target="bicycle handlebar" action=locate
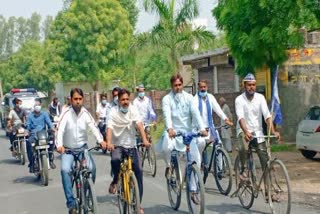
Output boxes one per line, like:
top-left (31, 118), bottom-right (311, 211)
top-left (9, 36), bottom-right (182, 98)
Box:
top-left (175, 131), bottom-right (202, 145)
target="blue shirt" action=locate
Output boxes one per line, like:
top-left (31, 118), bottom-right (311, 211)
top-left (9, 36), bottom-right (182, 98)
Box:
top-left (27, 111), bottom-right (53, 136)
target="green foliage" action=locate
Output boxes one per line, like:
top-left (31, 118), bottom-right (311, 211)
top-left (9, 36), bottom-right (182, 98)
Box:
top-left (118, 0), bottom-right (139, 29)
top-left (143, 0), bottom-right (215, 73)
top-left (0, 40), bottom-right (58, 92)
top-left (48, 0), bottom-right (133, 90)
top-left (213, 0), bottom-right (315, 76)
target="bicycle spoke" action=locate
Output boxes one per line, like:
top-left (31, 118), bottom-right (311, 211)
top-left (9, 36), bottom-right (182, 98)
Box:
top-left (213, 148), bottom-right (233, 195)
top-left (268, 159), bottom-right (291, 214)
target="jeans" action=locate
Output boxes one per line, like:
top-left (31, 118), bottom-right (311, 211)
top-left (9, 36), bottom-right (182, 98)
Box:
top-left (111, 147), bottom-right (143, 202)
top-left (61, 150), bottom-right (96, 209)
top-left (26, 135), bottom-right (55, 169)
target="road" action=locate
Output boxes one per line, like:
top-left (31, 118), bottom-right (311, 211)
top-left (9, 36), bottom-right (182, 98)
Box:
top-left (0, 129), bottom-right (318, 214)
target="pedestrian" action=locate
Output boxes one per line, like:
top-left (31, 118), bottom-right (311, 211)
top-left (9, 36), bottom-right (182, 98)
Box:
top-left (218, 97), bottom-right (233, 153)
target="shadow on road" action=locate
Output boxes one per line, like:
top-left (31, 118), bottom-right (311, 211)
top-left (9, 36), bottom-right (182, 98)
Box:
top-left (206, 203), bottom-right (268, 214)
top-left (144, 204), bottom-right (189, 214)
top-left (0, 158), bottom-right (20, 165)
top-left (205, 187), bottom-right (222, 195)
top-left (13, 175), bottom-right (49, 187)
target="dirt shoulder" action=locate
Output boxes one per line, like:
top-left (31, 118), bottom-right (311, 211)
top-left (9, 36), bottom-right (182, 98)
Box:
top-left (272, 151), bottom-right (320, 208)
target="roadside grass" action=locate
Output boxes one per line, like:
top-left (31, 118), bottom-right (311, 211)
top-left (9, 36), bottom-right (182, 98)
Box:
top-left (271, 143), bottom-right (297, 152)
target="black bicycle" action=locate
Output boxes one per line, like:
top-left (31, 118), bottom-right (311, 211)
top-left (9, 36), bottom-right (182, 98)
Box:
top-left (202, 125), bottom-right (233, 196)
top-left (65, 146), bottom-right (99, 214)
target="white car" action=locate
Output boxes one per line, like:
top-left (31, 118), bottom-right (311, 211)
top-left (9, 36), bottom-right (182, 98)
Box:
top-left (296, 105), bottom-right (320, 159)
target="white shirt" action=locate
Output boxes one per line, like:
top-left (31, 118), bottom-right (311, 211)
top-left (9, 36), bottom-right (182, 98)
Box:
top-left (8, 109), bottom-right (24, 126)
top-left (56, 106), bottom-right (103, 148)
top-left (107, 104), bottom-right (142, 148)
top-left (235, 92), bottom-right (271, 143)
top-left (193, 93), bottom-right (227, 128)
top-left (133, 96), bottom-right (156, 124)
top-left (163, 90), bottom-right (205, 132)
top-left (96, 103), bottom-right (111, 119)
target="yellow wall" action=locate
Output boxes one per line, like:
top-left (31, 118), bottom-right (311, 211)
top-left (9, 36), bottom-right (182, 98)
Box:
top-left (255, 66), bottom-right (271, 100)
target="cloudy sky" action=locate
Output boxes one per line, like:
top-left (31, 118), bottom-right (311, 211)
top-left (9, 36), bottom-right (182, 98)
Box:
top-left (0, 0), bottom-right (219, 33)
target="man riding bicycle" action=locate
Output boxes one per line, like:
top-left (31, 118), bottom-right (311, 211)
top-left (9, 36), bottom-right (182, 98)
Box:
top-left (133, 84), bottom-right (157, 125)
top-left (96, 93), bottom-right (111, 139)
top-left (106, 88), bottom-right (150, 214)
top-left (56, 88), bottom-right (106, 214)
top-left (158, 74), bottom-right (207, 204)
top-left (235, 73), bottom-right (280, 181)
top-left (193, 80), bottom-right (233, 168)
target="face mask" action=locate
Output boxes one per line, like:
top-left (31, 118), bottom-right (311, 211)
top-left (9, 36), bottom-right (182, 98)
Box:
top-left (101, 99), bottom-right (107, 105)
top-left (113, 96), bottom-right (118, 104)
top-left (120, 106), bottom-right (128, 114)
top-left (34, 105), bottom-right (41, 112)
top-left (138, 92), bottom-right (145, 98)
top-left (199, 91), bottom-right (207, 97)
top-left (174, 93), bottom-right (183, 101)
top-left (15, 104), bottom-right (21, 109)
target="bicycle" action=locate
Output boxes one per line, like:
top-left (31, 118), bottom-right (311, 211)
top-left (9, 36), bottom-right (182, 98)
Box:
top-left (116, 146), bottom-right (141, 214)
top-left (136, 123), bottom-right (157, 177)
top-left (202, 125), bottom-right (233, 195)
top-left (166, 131), bottom-right (205, 214)
top-left (231, 135), bottom-right (291, 214)
top-left (65, 146), bottom-right (99, 214)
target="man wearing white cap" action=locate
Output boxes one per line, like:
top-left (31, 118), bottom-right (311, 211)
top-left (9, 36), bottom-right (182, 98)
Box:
top-left (133, 84), bottom-right (157, 125)
top-left (235, 73), bottom-right (280, 180)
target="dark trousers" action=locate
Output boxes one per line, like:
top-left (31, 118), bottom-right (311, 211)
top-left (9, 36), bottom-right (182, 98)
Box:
top-left (111, 147), bottom-right (143, 202)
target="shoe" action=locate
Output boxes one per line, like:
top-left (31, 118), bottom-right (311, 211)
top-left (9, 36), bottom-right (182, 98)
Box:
top-left (109, 182), bottom-right (117, 194)
top-left (190, 192), bottom-right (200, 205)
top-left (165, 167), bottom-right (171, 179)
top-left (68, 207), bottom-right (77, 214)
top-left (50, 161), bottom-right (56, 169)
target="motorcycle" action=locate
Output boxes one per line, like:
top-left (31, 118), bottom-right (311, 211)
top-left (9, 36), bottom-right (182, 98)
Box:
top-left (12, 125), bottom-right (28, 165)
top-left (31, 130), bottom-right (51, 186)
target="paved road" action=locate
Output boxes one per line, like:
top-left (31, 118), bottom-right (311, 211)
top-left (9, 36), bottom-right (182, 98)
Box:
top-left (0, 129), bottom-right (319, 214)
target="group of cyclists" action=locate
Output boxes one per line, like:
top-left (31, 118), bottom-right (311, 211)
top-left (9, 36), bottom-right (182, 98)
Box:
top-left (5, 71), bottom-right (280, 214)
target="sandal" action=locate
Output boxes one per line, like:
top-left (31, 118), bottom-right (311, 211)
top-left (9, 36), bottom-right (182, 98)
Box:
top-left (108, 182), bottom-right (117, 194)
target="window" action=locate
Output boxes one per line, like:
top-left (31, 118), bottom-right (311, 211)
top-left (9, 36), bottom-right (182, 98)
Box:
top-left (305, 107), bottom-right (320, 120)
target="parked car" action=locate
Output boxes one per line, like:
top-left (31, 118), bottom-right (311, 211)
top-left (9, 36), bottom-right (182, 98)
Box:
top-left (296, 105), bottom-right (320, 159)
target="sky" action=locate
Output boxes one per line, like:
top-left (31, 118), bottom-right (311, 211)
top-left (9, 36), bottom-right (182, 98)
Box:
top-left (0, 0), bottom-right (219, 33)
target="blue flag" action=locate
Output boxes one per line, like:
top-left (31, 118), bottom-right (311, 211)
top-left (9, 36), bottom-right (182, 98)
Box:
top-left (271, 66), bottom-right (283, 125)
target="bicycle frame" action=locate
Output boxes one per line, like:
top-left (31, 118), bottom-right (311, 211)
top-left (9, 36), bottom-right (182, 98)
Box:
top-left (120, 155), bottom-right (133, 203)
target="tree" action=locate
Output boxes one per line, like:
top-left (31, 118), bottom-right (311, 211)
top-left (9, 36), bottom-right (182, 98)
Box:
top-left (15, 17), bottom-right (28, 48)
top-left (213, 0), bottom-right (319, 76)
top-left (27, 13), bottom-right (41, 41)
top-left (143, 0), bottom-right (215, 73)
top-left (119, 0), bottom-right (139, 29)
top-left (48, 0), bottom-right (133, 90)
top-left (0, 41), bottom-right (57, 92)
top-left (42, 16), bottom-right (54, 39)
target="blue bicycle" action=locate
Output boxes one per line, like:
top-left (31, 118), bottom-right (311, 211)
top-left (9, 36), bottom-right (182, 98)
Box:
top-left (166, 131), bottom-right (205, 214)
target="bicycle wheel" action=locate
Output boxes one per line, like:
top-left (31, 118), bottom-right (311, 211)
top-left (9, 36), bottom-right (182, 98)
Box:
top-left (268, 159), bottom-right (291, 214)
top-left (145, 146), bottom-right (157, 177)
top-left (186, 163), bottom-right (205, 214)
top-left (117, 175), bottom-right (126, 214)
top-left (234, 156), bottom-right (254, 209)
top-left (127, 173), bottom-right (140, 214)
top-left (83, 178), bottom-right (98, 214)
top-left (166, 157), bottom-right (182, 210)
top-left (213, 147), bottom-right (233, 195)
top-left (72, 176), bottom-right (82, 213)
